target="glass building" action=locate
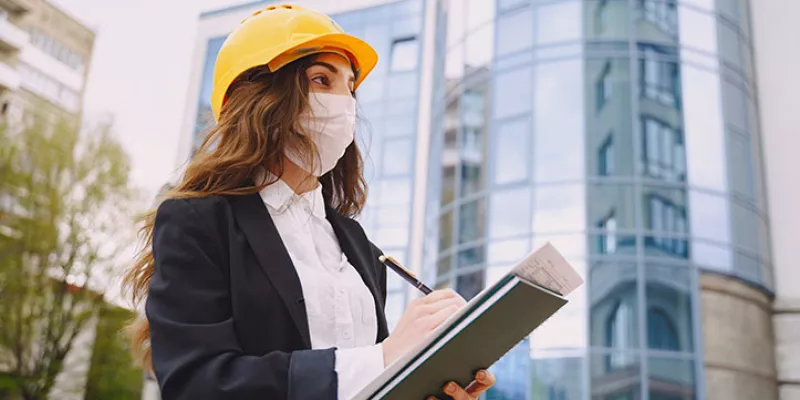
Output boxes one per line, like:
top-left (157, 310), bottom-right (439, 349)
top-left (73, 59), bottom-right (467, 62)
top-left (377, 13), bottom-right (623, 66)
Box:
top-left (180, 1), bottom-right (780, 399)
top-left (425, 0), bottom-right (769, 399)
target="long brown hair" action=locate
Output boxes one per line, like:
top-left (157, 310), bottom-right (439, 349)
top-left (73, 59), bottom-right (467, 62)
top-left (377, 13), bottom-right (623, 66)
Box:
top-left (122, 54), bottom-right (367, 371)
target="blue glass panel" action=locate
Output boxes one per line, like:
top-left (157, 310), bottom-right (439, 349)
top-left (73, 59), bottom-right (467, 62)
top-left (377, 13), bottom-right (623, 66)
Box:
top-left (495, 8), bottom-right (533, 57)
top-left (492, 66), bottom-right (532, 119)
top-left (533, 60), bottom-right (585, 183)
top-left (493, 117), bottom-right (530, 185)
top-left (645, 264), bottom-right (694, 351)
top-left (489, 187), bottom-right (532, 239)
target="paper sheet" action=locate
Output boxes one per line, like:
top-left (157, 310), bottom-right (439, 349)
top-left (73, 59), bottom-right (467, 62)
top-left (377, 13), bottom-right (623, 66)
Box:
top-left (512, 243), bottom-right (583, 295)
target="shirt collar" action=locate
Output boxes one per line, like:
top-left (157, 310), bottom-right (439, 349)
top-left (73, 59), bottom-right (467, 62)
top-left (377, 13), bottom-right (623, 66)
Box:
top-left (258, 175), bottom-right (326, 219)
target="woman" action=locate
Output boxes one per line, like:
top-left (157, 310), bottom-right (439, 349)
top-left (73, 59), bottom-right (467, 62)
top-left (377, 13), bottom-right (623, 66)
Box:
top-left (123, 4), bottom-right (495, 400)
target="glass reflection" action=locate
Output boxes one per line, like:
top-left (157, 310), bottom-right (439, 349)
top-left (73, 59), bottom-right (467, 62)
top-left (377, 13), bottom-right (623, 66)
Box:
top-left (587, 0), bottom-right (630, 41)
top-left (493, 66), bottom-right (532, 119)
top-left (490, 187), bottom-right (532, 239)
top-left (535, 1), bottom-right (582, 45)
top-left (688, 190), bottom-right (730, 243)
top-left (585, 58), bottom-right (633, 178)
top-left (642, 186), bottom-right (689, 259)
top-left (493, 117), bottom-right (530, 185)
top-left (590, 351), bottom-right (641, 400)
top-left (456, 270), bottom-right (484, 300)
top-left (530, 353), bottom-right (585, 400)
top-left (533, 184), bottom-right (586, 234)
top-left (648, 357), bottom-right (696, 400)
top-left (496, 7), bottom-right (533, 57)
top-left (488, 238), bottom-right (529, 265)
top-left (677, 4), bottom-right (717, 54)
top-left (382, 138), bottom-right (413, 176)
top-left (587, 183), bottom-right (636, 257)
top-left (645, 265), bottom-right (694, 352)
top-left (534, 60), bottom-right (585, 183)
top-left (681, 65), bottom-right (728, 192)
top-left (636, 0), bottom-right (678, 42)
top-left (459, 198), bottom-right (486, 244)
top-left (488, 339), bottom-right (532, 399)
top-left (590, 263), bottom-right (639, 349)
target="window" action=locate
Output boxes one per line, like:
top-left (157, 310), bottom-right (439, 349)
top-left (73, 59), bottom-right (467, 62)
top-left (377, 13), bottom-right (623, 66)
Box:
top-left (389, 37), bottom-right (420, 72)
top-left (640, 0), bottom-right (678, 36)
top-left (496, 7), bottom-right (533, 56)
top-left (642, 117), bottom-right (685, 180)
top-left (493, 67), bottom-right (532, 119)
top-left (640, 50), bottom-right (678, 106)
top-left (489, 188), bottom-right (531, 238)
top-left (493, 117), bottom-right (529, 185)
top-left (606, 300), bottom-right (636, 368)
top-left (18, 63), bottom-right (80, 112)
top-left (597, 62), bottom-right (613, 111)
top-left (599, 135), bottom-right (614, 176)
top-left (382, 138), bottom-right (413, 176)
top-left (596, 0), bottom-right (610, 34)
top-left (648, 195), bottom-right (687, 256)
top-left (598, 212), bottom-right (617, 254)
top-left (647, 307), bottom-right (679, 350)
top-left (27, 28), bottom-right (87, 73)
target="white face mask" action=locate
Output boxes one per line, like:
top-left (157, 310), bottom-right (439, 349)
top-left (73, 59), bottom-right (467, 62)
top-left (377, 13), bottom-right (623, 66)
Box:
top-left (287, 92), bottom-right (356, 177)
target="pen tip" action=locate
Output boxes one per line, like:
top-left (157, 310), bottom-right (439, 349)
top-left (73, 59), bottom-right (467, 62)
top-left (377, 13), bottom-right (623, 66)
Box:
top-left (378, 255), bottom-right (387, 263)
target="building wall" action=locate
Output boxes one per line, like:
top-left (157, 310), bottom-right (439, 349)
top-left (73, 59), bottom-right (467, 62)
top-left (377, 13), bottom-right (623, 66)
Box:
top-left (750, 1), bottom-right (800, 399)
top-left (700, 273), bottom-right (777, 400)
top-left (0, 0), bottom-right (93, 121)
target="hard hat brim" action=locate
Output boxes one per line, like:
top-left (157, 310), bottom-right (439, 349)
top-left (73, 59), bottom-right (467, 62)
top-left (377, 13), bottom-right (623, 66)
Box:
top-left (212, 32), bottom-right (378, 121)
top-left (268, 32), bottom-right (379, 89)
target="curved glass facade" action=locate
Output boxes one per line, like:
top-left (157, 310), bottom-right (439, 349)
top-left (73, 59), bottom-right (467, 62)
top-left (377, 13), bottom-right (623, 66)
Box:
top-left (424, 0), bottom-right (770, 398)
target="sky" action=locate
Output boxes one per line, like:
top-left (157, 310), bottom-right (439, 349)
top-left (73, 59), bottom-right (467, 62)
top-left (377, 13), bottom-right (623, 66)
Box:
top-left (51, 0), bottom-right (244, 199)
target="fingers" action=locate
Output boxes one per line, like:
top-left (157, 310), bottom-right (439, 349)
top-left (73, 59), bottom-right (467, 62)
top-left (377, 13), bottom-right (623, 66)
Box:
top-left (420, 303), bottom-right (461, 331)
top-left (465, 369), bottom-right (496, 396)
top-left (417, 289), bottom-right (464, 305)
top-left (441, 381), bottom-right (472, 400)
top-left (416, 296), bottom-right (465, 317)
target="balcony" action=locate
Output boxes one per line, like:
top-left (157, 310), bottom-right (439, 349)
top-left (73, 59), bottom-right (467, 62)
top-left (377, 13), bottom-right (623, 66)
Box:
top-left (0, 60), bottom-right (20, 90)
top-left (0, 17), bottom-right (28, 51)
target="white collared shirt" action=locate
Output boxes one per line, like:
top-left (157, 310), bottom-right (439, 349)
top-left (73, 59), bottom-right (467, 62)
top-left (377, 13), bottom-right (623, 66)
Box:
top-left (259, 179), bottom-right (384, 400)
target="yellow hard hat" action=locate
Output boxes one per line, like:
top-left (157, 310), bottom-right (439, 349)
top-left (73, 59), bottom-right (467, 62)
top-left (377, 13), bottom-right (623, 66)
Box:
top-left (210, 4), bottom-right (379, 121)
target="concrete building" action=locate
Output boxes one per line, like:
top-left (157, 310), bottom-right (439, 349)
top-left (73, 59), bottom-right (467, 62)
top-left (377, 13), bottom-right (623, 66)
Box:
top-left (0, 0), bottom-right (93, 124)
top-left (752, 2), bottom-right (800, 399)
top-left (0, 1), bottom-right (96, 399)
top-left (173, 0), bottom-right (798, 399)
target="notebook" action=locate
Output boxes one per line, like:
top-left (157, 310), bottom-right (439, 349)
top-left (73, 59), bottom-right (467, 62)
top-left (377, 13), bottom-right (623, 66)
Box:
top-left (352, 243), bottom-right (583, 400)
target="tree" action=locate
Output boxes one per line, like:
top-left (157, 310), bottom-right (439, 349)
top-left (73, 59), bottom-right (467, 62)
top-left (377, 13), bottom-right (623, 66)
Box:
top-left (83, 305), bottom-right (143, 400)
top-left (0, 115), bottom-right (135, 399)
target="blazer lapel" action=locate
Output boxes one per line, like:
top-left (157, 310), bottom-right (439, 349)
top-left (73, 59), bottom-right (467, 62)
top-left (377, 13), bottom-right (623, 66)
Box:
top-left (326, 207), bottom-right (390, 341)
top-left (230, 194), bottom-right (312, 348)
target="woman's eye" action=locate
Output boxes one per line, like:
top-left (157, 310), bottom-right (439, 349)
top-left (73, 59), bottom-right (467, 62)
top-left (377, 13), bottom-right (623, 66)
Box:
top-left (312, 75), bottom-right (328, 85)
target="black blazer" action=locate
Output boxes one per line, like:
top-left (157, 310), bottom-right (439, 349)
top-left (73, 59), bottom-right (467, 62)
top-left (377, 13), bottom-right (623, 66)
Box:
top-left (146, 193), bottom-right (390, 400)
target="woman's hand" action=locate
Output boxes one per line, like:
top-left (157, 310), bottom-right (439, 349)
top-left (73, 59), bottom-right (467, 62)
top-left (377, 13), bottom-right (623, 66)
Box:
top-left (428, 369), bottom-right (497, 400)
top-left (381, 289), bottom-right (466, 366)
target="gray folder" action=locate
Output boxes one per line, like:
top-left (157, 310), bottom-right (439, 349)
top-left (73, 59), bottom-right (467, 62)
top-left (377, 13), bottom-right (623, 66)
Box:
top-left (353, 243), bottom-right (580, 400)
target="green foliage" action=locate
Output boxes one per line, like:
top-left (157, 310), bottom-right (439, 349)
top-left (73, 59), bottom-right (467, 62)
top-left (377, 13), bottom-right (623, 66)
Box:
top-left (0, 114), bottom-right (136, 399)
top-left (83, 305), bottom-right (142, 400)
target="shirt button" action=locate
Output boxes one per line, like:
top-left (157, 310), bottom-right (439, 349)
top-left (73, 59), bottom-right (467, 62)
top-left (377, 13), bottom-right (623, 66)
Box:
top-left (342, 330), bottom-right (352, 339)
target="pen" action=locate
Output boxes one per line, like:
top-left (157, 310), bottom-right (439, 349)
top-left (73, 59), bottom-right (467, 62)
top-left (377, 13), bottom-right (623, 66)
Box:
top-left (379, 254), bottom-right (433, 295)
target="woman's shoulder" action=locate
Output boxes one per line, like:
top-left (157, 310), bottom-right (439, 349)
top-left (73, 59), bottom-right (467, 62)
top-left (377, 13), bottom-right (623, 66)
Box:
top-left (155, 195), bottom-right (240, 230)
